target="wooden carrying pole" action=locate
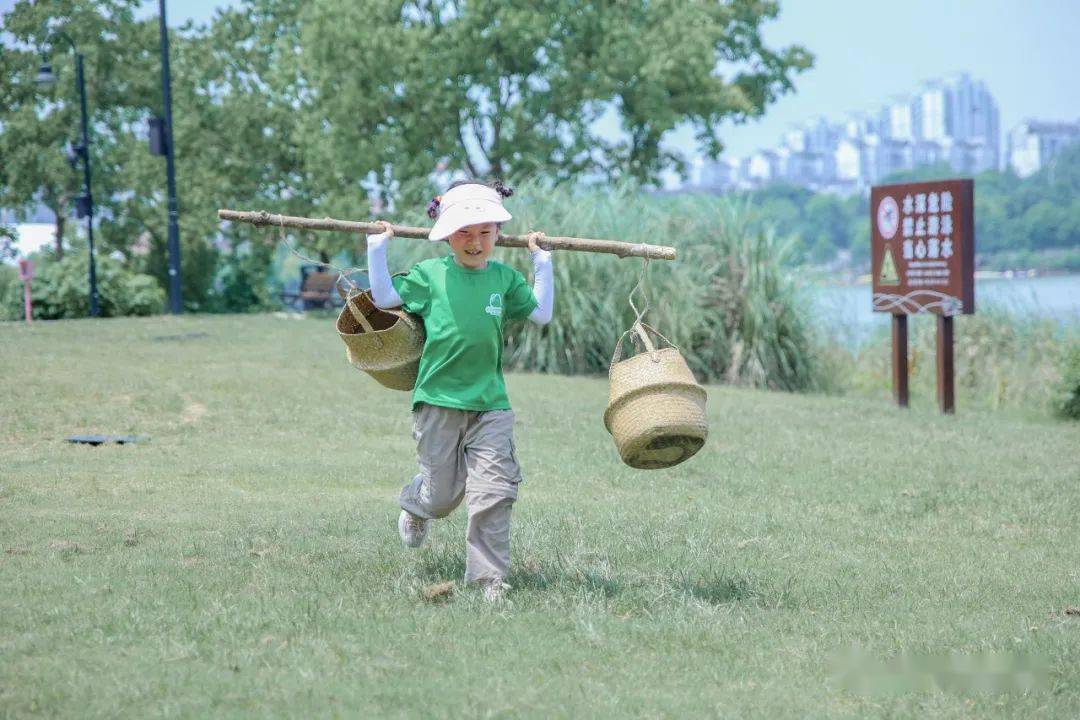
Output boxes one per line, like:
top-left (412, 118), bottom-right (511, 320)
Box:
top-left (217, 209), bottom-right (677, 261)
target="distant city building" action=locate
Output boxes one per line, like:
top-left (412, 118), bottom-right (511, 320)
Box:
top-left (699, 73), bottom-right (1001, 194)
top-left (1007, 120), bottom-right (1080, 177)
top-left (698, 156), bottom-right (739, 189)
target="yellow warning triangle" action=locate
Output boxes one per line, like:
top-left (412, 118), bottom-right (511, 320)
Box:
top-left (878, 244), bottom-right (900, 286)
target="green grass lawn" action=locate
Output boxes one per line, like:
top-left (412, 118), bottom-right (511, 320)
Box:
top-left (2, 314), bottom-right (1078, 718)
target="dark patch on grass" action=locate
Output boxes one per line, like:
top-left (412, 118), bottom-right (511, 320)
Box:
top-left (580, 571), bottom-right (621, 597)
top-left (674, 568), bottom-right (796, 609)
top-left (151, 332), bottom-right (210, 342)
top-left (415, 548), bottom-right (467, 582)
top-left (680, 572), bottom-right (757, 605)
top-left (508, 561), bottom-right (552, 591)
top-left (507, 560), bottom-right (621, 597)
top-left (907, 493), bottom-right (943, 519)
top-left (413, 552), bottom-right (623, 601)
top-left (48, 540), bottom-right (81, 554)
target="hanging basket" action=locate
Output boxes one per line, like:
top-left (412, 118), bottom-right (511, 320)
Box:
top-left (603, 322), bottom-right (708, 470)
top-left (336, 283), bottom-right (425, 391)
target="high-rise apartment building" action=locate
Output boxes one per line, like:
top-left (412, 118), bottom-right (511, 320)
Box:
top-left (699, 73), bottom-right (1003, 193)
top-left (1007, 120), bottom-right (1080, 177)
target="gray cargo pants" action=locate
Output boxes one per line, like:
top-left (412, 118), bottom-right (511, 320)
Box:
top-left (399, 403), bottom-right (522, 583)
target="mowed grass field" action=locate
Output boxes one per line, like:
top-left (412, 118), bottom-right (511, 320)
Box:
top-left (1, 314), bottom-right (1078, 718)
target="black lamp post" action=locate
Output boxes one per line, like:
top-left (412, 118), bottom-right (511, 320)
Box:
top-left (145, 2), bottom-right (185, 313)
top-left (36, 33), bottom-right (99, 318)
top-left (147, 1), bottom-right (183, 313)
top-left (159, 0), bottom-right (183, 314)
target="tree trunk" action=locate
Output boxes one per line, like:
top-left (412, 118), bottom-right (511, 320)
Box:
top-left (53, 212), bottom-right (65, 260)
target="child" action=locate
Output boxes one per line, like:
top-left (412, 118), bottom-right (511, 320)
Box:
top-left (366, 180), bottom-right (553, 602)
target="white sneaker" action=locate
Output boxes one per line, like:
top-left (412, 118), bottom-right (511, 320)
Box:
top-left (398, 510), bottom-right (429, 548)
top-left (482, 579), bottom-right (511, 603)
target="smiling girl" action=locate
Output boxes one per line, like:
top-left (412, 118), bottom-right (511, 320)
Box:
top-left (365, 180), bottom-right (554, 601)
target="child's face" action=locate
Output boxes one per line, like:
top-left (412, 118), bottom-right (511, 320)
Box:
top-left (447, 222), bottom-right (498, 269)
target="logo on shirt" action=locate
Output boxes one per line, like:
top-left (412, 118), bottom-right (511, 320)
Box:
top-left (485, 293), bottom-right (503, 317)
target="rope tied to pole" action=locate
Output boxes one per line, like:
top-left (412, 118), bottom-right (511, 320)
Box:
top-left (274, 215), bottom-right (365, 298)
top-left (609, 256), bottom-right (678, 366)
top-left (628, 255), bottom-right (651, 332)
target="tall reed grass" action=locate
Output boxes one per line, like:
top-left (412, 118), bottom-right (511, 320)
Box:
top-left (388, 179), bottom-right (824, 391)
top-left (308, 178), bottom-right (1077, 414)
top-left (841, 307), bottom-right (1078, 416)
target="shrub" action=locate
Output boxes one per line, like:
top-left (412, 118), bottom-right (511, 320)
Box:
top-left (1053, 343), bottom-right (1080, 420)
top-left (0, 263), bottom-right (17, 311)
top-left (2, 251), bottom-right (165, 319)
top-left (842, 307), bottom-right (1077, 414)
top-left (204, 242), bottom-right (280, 313)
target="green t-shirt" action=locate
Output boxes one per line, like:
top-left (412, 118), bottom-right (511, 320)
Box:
top-left (392, 255), bottom-right (538, 411)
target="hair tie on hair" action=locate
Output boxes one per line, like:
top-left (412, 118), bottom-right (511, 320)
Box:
top-left (426, 195), bottom-right (442, 220)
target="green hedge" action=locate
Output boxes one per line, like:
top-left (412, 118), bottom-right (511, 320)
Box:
top-left (2, 251), bottom-right (165, 320)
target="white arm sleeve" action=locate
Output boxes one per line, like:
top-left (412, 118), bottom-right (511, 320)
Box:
top-left (367, 232), bottom-right (403, 309)
top-left (527, 248), bottom-right (553, 325)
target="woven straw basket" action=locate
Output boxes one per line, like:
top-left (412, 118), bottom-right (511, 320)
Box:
top-left (336, 287), bottom-right (425, 391)
top-left (603, 322), bottom-right (708, 469)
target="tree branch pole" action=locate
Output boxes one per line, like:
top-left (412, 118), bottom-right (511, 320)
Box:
top-left (217, 209), bottom-right (677, 261)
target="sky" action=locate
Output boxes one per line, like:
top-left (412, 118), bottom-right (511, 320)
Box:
top-left (3, 0), bottom-right (1079, 184)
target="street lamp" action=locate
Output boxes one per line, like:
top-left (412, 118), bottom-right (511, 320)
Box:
top-left (157, 0), bottom-right (183, 313)
top-left (36, 33), bottom-right (99, 318)
top-left (145, 1), bottom-right (183, 313)
top-left (35, 62), bottom-right (55, 85)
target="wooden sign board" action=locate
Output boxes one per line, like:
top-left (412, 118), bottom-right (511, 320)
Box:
top-left (871, 179), bottom-right (974, 316)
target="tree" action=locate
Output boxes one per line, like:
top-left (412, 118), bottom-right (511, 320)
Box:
top-left (803, 193), bottom-right (849, 259)
top-left (296, 0), bottom-right (812, 192)
top-left (0, 0), bottom-right (161, 257)
top-left (1, 0), bottom-right (303, 309)
top-left (2, 0), bottom-right (814, 306)
top-left (98, 3), bottom-right (314, 307)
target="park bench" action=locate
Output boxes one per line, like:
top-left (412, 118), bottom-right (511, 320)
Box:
top-left (280, 264), bottom-right (343, 311)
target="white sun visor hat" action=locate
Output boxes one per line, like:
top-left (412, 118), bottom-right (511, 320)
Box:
top-left (428, 183), bottom-right (512, 241)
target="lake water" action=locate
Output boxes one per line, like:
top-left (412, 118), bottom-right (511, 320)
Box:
top-left (810, 275), bottom-right (1080, 347)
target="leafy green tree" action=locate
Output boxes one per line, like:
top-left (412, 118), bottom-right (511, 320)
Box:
top-left (804, 193), bottom-right (850, 257)
top-left (0, 1), bottom-right (168, 256)
top-left (101, 4), bottom-right (314, 307)
top-left (4, 0), bottom-right (815, 304)
top-left (296, 0), bottom-right (812, 189)
top-left (1, 0), bottom-right (306, 309)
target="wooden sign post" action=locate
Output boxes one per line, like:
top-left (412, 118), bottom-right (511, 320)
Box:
top-left (18, 258), bottom-right (33, 324)
top-left (871, 179), bottom-right (974, 414)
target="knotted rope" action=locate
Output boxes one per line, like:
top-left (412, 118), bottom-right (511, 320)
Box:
top-left (609, 256), bottom-right (678, 366)
top-left (275, 215), bottom-right (366, 298)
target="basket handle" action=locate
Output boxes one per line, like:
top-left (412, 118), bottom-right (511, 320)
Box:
top-left (610, 321), bottom-right (676, 366)
top-left (344, 295), bottom-right (375, 334)
top-left (343, 292), bottom-right (384, 349)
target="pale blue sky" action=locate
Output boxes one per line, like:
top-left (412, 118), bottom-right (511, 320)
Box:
top-left (4, 0), bottom-right (1078, 179)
